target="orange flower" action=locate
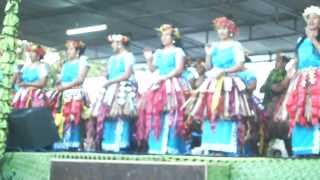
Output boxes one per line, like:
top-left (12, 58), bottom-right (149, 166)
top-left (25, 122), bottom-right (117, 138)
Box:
top-left (212, 17), bottom-right (239, 34)
top-left (26, 44), bottom-right (46, 58)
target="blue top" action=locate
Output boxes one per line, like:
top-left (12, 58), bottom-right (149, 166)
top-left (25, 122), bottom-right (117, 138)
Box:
top-left (61, 57), bottom-right (88, 85)
top-left (210, 41), bottom-right (244, 69)
top-left (297, 38), bottom-right (320, 70)
top-left (107, 52), bottom-right (135, 80)
top-left (21, 64), bottom-right (47, 83)
top-left (154, 47), bottom-right (185, 76)
top-left (209, 41), bottom-right (256, 85)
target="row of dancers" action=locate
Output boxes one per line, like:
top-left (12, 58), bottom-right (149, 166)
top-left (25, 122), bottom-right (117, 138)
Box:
top-left (9, 5), bottom-right (320, 157)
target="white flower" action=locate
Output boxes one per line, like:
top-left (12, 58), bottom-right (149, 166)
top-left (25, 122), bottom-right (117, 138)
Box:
top-left (303, 5), bottom-right (320, 21)
top-left (112, 34), bottom-right (123, 41)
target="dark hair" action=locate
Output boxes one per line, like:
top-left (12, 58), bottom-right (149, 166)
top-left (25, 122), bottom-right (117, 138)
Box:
top-left (281, 55), bottom-right (290, 63)
top-left (245, 55), bottom-right (252, 63)
top-left (122, 41), bottom-right (130, 47)
top-left (78, 46), bottom-right (86, 56)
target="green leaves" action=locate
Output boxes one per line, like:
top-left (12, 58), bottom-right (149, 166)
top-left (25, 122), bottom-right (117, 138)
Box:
top-left (0, 75), bottom-right (13, 89)
top-left (0, 0), bottom-right (21, 159)
top-left (0, 88), bottom-right (12, 100)
top-left (0, 37), bottom-right (16, 51)
top-left (0, 119), bottom-right (7, 129)
top-left (0, 129), bottom-right (6, 142)
top-left (2, 26), bottom-right (18, 37)
top-left (4, 0), bottom-right (20, 14)
top-left (0, 101), bottom-right (11, 114)
top-left (3, 13), bottom-right (19, 27)
top-left (0, 52), bottom-right (16, 64)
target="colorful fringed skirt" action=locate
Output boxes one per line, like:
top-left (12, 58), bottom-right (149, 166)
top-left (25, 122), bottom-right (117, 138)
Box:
top-left (136, 77), bottom-right (189, 154)
top-left (12, 87), bottom-right (47, 109)
top-left (286, 69), bottom-right (320, 127)
top-left (284, 69), bottom-right (320, 155)
top-left (183, 75), bottom-right (254, 154)
top-left (52, 88), bottom-right (88, 150)
top-left (90, 81), bottom-right (137, 152)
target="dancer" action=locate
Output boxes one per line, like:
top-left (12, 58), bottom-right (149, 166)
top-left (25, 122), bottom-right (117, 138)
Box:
top-left (90, 34), bottom-right (137, 152)
top-left (184, 17), bottom-right (253, 155)
top-left (136, 24), bottom-right (188, 154)
top-left (282, 6), bottom-right (320, 156)
top-left (53, 40), bottom-right (89, 151)
top-left (12, 45), bottom-right (48, 109)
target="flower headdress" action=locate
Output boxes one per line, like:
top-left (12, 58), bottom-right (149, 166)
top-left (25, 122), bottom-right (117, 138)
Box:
top-left (212, 16), bottom-right (239, 34)
top-left (65, 40), bottom-right (86, 49)
top-left (106, 34), bottom-right (129, 45)
top-left (303, 5), bottom-right (320, 21)
top-left (26, 44), bottom-right (46, 59)
top-left (156, 24), bottom-right (181, 39)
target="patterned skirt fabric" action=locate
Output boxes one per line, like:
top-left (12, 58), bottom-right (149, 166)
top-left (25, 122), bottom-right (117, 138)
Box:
top-left (182, 75), bottom-right (254, 154)
top-left (182, 75), bottom-right (254, 123)
top-left (136, 77), bottom-right (189, 153)
top-left (274, 69), bottom-right (320, 156)
top-left (51, 88), bottom-right (89, 150)
top-left (89, 81), bottom-right (138, 150)
top-left (285, 69), bottom-right (320, 128)
top-left (12, 88), bottom-right (47, 109)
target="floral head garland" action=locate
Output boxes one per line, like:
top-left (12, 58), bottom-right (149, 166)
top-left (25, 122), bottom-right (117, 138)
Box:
top-left (65, 40), bottom-right (86, 49)
top-left (157, 24), bottom-right (181, 39)
top-left (106, 34), bottom-right (129, 45)
top-left (303, 5), bottom-right (320, 21)
top-left (26, 44), bottom-right (46, 59)
top-left (212, 16), bottom-right (239, 35)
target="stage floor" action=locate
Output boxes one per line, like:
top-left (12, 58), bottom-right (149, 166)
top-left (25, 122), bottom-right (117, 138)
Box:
top-left (0, 152), bottom-right (319, 180)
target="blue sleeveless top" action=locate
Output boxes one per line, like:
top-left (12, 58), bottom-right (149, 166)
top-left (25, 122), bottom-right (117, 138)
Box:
top-left (107, 52), bottom-right (135, 80)
top-left (211, 47), bottom-right (236, 69)
top-left (297, 38), bottom-right (320, 70)
top-left (61, 58), bottom-right (87, 85)
top-left (154, 47), bottom-right (185, 76)
top-left (21, 65), bottom-right (41, 83)
top-left (210, 41), bottom-right (244, 69)
top-left (210, 41), bottom-right (256, 85)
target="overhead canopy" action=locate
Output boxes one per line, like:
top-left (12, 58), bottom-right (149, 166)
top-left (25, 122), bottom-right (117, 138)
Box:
top-left (0, 0), bottom-right (319, 61)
